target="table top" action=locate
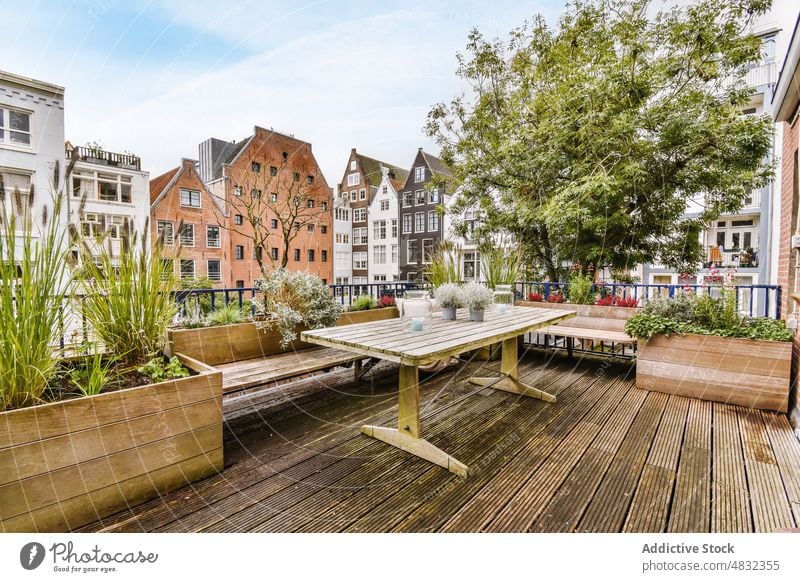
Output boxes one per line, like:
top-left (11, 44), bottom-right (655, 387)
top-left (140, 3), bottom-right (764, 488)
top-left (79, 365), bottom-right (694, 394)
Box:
top-left (300, 305), bottom-right (575, 366)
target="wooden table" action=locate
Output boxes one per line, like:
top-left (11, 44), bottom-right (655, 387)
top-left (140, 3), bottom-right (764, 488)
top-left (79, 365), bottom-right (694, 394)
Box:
top-left (300, 305), bottom-right (575, 477)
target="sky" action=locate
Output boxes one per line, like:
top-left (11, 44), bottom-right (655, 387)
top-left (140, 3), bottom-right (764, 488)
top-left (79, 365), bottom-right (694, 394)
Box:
top-left (1, 0), bottom-right (564, 185)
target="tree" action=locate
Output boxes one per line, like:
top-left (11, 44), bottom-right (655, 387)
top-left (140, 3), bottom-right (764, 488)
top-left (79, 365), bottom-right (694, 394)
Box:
top-left (212, 158), bottom-right (330, 270)
top-left (426, 0), bottom-right (774, 281)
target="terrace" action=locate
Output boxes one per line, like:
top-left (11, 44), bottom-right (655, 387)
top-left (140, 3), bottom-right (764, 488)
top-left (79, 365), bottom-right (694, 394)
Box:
top-left (78, 351), bottom-right (800, 533)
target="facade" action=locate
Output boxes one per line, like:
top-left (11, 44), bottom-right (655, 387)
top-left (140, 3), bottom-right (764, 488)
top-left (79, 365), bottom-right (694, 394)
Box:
top-left (0, 70), bottom-right (66, 248)
top-left (398, 148), bottom-right (452, 281)
top-left (150, 158), bottom-right (227, 286)
top-left (197, 126), bottom-right (333, 287)
top-left (337, 149), bottom-right (407, 284)
top-left (332, 187), bottom-right (352, 285)
top-left (640, 28), bottom-right (784, 313)
top-left (367, 165), bottom-right (406, 282)
top-left (67, 143), bottom-right (150, 262)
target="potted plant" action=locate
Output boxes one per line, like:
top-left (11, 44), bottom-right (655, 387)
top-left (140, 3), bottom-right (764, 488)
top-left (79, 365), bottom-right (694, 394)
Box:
top-left (434, 283), bottom-right (464, 320)
top-left (462, 282), bottom-right (494, 322)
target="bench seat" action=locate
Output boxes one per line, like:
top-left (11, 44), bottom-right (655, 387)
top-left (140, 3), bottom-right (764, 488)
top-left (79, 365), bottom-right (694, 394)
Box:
top-left (536, 325), bottom-right (636, 345)
top-left (217, 346), bottom-right (362, 395)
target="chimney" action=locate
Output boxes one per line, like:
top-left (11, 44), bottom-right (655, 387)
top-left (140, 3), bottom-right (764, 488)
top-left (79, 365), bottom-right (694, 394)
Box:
top-left (197, 137), bottom-right (233, 184)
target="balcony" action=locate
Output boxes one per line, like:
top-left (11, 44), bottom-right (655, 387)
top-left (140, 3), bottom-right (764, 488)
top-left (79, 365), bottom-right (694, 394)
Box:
top-left (744, 60), bottom-right (777, 88)
top-left (703, 246), bottom-right (759, 269)
top-left (66, 145), bottom-right (141, 171)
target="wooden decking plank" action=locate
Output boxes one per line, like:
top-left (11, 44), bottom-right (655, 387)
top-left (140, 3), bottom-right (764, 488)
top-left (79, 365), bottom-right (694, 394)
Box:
top-left (762, 411), bottom-right (800, 525)
top-left (667, 399), bottom-right (712, 532)
top-left (576, 391), bottom-right (668, 532)
top-left (645, 396), bottom-right (690, 470)
top-left (435, 372), bottom-right (628, 533)
top-left (711, 403), bottom-right (752, 533)
top-left (738, 408), bottom-right (795, 532)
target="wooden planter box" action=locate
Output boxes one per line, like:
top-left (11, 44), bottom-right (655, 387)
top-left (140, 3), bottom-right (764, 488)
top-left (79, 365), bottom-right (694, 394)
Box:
top-left (0, 354), bottom-right (223, 532)
top-left (637, 334), bottom-right (791, 412)
top-left (167, 307), bottom-right (400, 365)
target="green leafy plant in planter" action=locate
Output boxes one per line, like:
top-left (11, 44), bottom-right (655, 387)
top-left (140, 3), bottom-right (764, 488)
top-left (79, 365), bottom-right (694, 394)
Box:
top-left (68, 344), bottom-right (117, 396)
top-left (567, 273), bottom-right (595, 304)
top-left (349, 295), bottom-right (377, 311)
top-left (253, 268), bottom-right (343, 348)
top-left (206, 303), bottom-right (246, 327)
top-left (137, 355), bottom-right (191, 383)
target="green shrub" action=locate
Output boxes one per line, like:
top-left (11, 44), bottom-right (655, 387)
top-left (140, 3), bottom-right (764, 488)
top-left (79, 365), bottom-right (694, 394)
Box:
top-left (350, 295), bottom-right (377, 311)
top-left (137, 355), bottom-right (190, 383)
top-left (641, 292), bottom-right (695, 323)
top-left (567, 274), bottom-right (595, 304)
top-left (206, 303), bottom-right (246, 326)
top-left (480, 245), bottom-right (522, 289)
top-left (69, 347), bottom-right (115, 396)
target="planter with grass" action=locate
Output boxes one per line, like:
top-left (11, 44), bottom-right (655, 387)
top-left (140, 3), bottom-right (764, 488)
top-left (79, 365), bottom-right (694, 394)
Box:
top-left (625, 291), bottom-right (792, 412)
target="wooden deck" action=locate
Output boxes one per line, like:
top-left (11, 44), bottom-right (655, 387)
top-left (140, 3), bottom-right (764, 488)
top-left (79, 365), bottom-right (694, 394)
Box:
top-left (79, 352), bottom-right (800, 533)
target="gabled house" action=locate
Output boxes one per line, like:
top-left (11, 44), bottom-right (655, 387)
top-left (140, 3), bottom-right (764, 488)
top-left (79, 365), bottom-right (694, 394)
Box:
top-left (398, 148), bottom-right (452, 281)
top-left (367, 164), bottom-right (408, 282)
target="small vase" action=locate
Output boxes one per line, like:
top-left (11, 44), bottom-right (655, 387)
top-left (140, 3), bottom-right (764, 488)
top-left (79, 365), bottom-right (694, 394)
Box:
top-left (442, 307), bottom-right (457, 320)
top-left (469, 308), bottom-right (485, 322)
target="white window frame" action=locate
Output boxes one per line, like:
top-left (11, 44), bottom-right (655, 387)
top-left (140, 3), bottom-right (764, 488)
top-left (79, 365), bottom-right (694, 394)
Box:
top-left (402, 214), bottom-right (412, 234)
top-left (391, 219), bottom-right (398, 238)
top-left (353, 251), bottom-right (368, 270)
top-left (380, 199), bottom-right (390, 211)
top-left (0, 106), bottom-right (32, 147)
top-left (373, 220), bottom-right (386, 240)
top-left (415, 212), bottom-right (425, 233)
top-left (179, 223), bottom-right (195, 247)
top-left (422, 239), bottom-right (434, 264)
top-left (353, 227), bottom-right (368, 245)
top-left (235, 245), bottom-right (244, 260)
top-left (157, 220), bottom-right (174, 245)
top-left (359, 188), bottom-right (366, 200)
top-left (180, 189), bottom-right (201, 208)
top-left (415, 190), bottom-right (425, 205)
top-left (428, 188), bottom-right (440, 204)
top-left (353, 208), bottom-right (367, 223)
top-left (347, 173), bottom-right (360, 186)
top-left (403, 192), bottom-right (413, 208)
top-left (350, 160), bottom-right (357, 171)
top-left (206, 225), bottom-right (221, 248)
top-left (180, 259), bottom-right (195, 279)
top-left (428, 210), bottom-right (439, 232)
top-left (414, 166), bottom-right (425, 182)
top-left (374, 245), bottom-right (386, 264)
top-left (207, 259), bottom-right (222, 282)
top-left (407, 239), bottom-right (420, 264)
top-left (391, 244), bottom-right (398, 264)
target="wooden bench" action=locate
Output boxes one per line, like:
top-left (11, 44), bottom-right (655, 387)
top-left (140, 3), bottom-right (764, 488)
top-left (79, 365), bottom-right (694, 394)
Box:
top-left (515, 301), bottom-right (638, 356)
top-left (167, 307), bottom-right (399, 396)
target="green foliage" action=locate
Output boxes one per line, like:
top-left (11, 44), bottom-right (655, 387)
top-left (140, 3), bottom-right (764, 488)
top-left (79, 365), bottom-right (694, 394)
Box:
top-left (427, 0), bottom-right (774, 280)
top-left (0, 167), bottom-right (73, 411)
top-left (641, 293), bottom-right (696, 323)
top-left (349, 295), bottom-right (377, 311)
top-left (77, 224), bottom-right (177, 366)
top-left (480, 245), bottom-right (522, 290)
top-left (206, 303), bottom-right (246, 327)
top-left (69, 346), bottom-right (115, 396)
top-left (253, 268), bottom-right (343, 348)
top-left (426, 243), bottom-right (462, 287)
top-left (624, 314), bottom-right (686, 341)
top-left (178, 277), bottom-right (222, 316)
top-left (137, 356), bottom-right (190, 384)
top-left (693, 290), bottom-right (739, 331)
top-left (567, 274), bottom-right (595, 305)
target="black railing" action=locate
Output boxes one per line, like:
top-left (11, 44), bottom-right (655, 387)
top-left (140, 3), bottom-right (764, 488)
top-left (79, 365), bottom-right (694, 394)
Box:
top-left (66, 145), bottom-right (141, 171)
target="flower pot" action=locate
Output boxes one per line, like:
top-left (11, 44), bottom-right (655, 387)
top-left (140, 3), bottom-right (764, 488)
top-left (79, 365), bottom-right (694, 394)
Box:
top-left (442, 307), bottom-right (457, 320)
top-left (469, 308), bottom-right (485, 322)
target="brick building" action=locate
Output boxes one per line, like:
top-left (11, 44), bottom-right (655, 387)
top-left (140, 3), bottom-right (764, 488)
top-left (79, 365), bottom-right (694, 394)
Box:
top-left (150, 158), bottom-right (228, 286)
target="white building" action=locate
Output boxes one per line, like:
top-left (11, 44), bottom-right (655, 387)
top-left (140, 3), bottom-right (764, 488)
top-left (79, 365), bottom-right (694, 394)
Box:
top-left (367, 165), bottom-right (400, 282)
top-left (0, 70), bottom-right (66, 248)
top-left (66, 142), bottom-right (150, 256)
top-left (333, 185), bottom-right (352, 285)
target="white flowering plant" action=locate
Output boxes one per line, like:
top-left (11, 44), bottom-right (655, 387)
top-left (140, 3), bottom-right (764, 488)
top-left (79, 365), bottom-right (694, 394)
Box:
top-left (434, 283), bottom-right (464, 309)
top-left (253, 268), bottom-right (343, 348)
top-left (461, 282), bottom-right (494, 311)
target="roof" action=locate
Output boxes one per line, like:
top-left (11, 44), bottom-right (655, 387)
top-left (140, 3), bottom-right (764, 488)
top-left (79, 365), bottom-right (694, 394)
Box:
top-left (420, 150), bottom-right (453, 178)
top-left (354, 152), bottom-right (409, 188)
top-left (210, 138), bottom-right (251, 181)
top-left (773, 14), bottom-right (800, 121)
top-left (149, 167), bottom-right (180, 205)
top-left (0, 69), bottom-right (64, 97)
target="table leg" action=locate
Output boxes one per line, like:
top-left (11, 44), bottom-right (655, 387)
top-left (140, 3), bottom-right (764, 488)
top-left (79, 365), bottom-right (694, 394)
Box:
top-left (467, 336), bottom-right (556, 403)
top-left (361, 364), bottom-right (469, 477)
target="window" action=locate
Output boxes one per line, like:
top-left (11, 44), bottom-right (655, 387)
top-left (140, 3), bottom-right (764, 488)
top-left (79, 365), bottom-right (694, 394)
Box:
top-left (350, 160), bottom-right (357, 171)
top-left (415, 212), bottom-right (425, 232)
top-left (179, 223), bottom-right (195, 246)
top-left (307, 175), bottom-right (314, 185)
top-left (359, 189), bottom-right (366, 200)
top-left (160, 259), bottom-right (174, 280)
top-left (336, 233), bottom-right (350, 244)
top-left (374, 245), bottom-right (386, 264)
top-left (422, 239), bottom-right (434, 264)
top-left (353, 252), bottom-right (368, 270)
top-left (407, 239), bottom-right (420, 263)
top-left (391, 244), bottom-right (398, 263)
top-left (391, 219), bottom-right (398, 238)
top-left (731, 219), bottom-right (755, 227)
top-left (236, 280), bottom-right (245, 288)
top-left (335, 208), bottom-right (350, 221)
top-left (428, 210), bottom-right (439, 232)
top-left (307, 224), bottom-right (315, 233)
top-left (307, 199), bottom-right (315, 208)
top-left (463, 252), bottom-right (480, 281)
top-left (428, 188), bottom-right (440, 204)
top-left (157, 221), bottom-right (174, 245)
top-left (382, 186), bottom-right (388, 194)
top-left (307, 249), bottom-right (315, 262)
top-left (253, 247), bottom-right (263, 261)
top-left (403, 214), bottom-right (413, 233)
top-left (0, 107), bottom-right (31, 146)
top-left (235, 245), bottom-right (244, 260)
top-left (235, 214), bottom-right (243, 225)
top-left (415, 190), bottom-right (425, 205)
top-left (321, 250), bottom-right (328, 262)
top-left (270, 166), bottom-right (277, 176)
top-left (321, 225), bottom-right (328, 234)
top-left (207, 260), bottom-right (221, 282)
top-left (72, 171), bottom-right (131, 203)
top-left (380, 200), bottom-right (390, 211)
top-left (350, 190), bottom-right (357, 202)
top-left (373, 220), bottom-right (386, 240)
top-left (403, 192), bottom-right (413, 208)
top-left (270, 219), bottom-right (278, 229)
top-left (716, 231), bottom-right (726, 248)
top-left (270, 192), bottom-right (278, 203)
top-left (353, 208), bottom-right (367, 222)
top-left (180, 259), bottom-right (195, 279)
top-left (374, 275), bottom-right (387, 282)
top-left (353, 227), bottom-right (368, 245)
top-left (414, 166), bottom-right (425, 182)
top-left (180, 189), bottom-right (201, 208)
top-left (251, 188), bottom-right (261, 199)
top-left (234, 186), bottom-right (242, 197)
top-left (293, 248), bottom-right (301, 261)
top-left (271, 247), bottom-right (278, 261)
top-left (251, 161), bottom-right (261, 173)
top-left (347, 173), bottom-right (360, 186)
top-left (206, 225), bottom-right (221, 248)
top-left (293, 172), bottom-right (300, 182)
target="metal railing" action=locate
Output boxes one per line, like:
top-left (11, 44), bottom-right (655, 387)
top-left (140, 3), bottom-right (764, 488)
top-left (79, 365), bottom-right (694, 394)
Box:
top-left (703, 246), bottom-right (759, 269)
top-left (66, 145), bottom-right (142, 171)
